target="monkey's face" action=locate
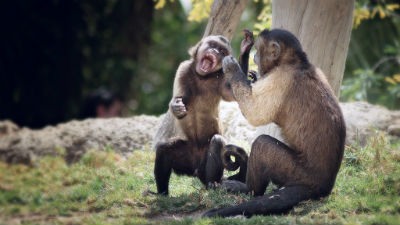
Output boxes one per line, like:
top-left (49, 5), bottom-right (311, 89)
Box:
top-left (193, 36), bottom-right (232, 76)
top-left (254, 35), bottom-right (281, 77)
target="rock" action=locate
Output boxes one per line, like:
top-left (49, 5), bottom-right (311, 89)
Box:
top-left (0, 116), bottom-right (159, 164)
top-left (0, 101), bottom-right (399, 164)
top-left (388, 123), bottom-right (400, 137)
top-left (341, 102), bottom-right (400, 145)
top-left (0, 120), bottom-right (19, 137)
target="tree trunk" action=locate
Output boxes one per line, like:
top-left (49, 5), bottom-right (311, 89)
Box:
top-left (272, 0), bottom-right (355, 96)
top-left (203, 0), bottom-right (249, 40)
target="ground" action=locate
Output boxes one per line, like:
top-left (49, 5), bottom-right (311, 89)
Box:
top-left (0, 133), bottom-right (399, 225)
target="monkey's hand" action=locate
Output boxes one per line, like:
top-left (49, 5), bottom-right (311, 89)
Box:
top-left (223, 56), bottom-right (242, 79)
top-left (170, 97), bottom-right (187, 119)
top-left (240, 29), bottom-right (254, 55)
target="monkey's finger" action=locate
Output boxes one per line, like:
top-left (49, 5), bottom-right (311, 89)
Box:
top-left (173, 102), bottom-right (185, 107)
top-left (175, 97), bottom-right (184, 104)
top-left (179, 106), bottom-right (187, 112)
top-left (243, 29), bottom-right (254, 39)
top-left (172, 105), bottom-right (186, 112)
top-left (243, 29), bottom-right (252, 36)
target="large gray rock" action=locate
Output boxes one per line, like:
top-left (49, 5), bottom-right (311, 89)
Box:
top-left (0, 101), bottom-right (399, 164)
top-left (0, 116), bottom-right (159, 164)
top-left (341, 102), bottom-right (400, 145)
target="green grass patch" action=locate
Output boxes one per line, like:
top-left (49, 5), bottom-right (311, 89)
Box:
top-left (0, 134), bottom-right (399, 224)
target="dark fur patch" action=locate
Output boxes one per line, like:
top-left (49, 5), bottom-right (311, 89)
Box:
top-left (218, 36), bottom-right (229, 44)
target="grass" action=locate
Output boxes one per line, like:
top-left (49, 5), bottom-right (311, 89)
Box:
top-left (0, 133), bottom-right (399, 225)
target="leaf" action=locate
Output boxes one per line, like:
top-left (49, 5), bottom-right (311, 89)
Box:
top-left (188, 0), bottom-right (213, 22)
top-left (393, 74), bottom-right (400, 83)
top-left (378, 6), bottom-right (386, 19)
top-left (154, 0), bottom-right (166, 10)
top-left (386, 4), bottom-right (400, 11)
top-left (385, 77), bottom-right (397, 85)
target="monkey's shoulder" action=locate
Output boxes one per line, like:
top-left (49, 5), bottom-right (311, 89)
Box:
top-left (175, 60), bottom-right (195, 78)
top-left (251, 67), bottom-right (295, 94)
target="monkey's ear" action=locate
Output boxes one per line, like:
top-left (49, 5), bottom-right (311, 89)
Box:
top-left (267, 41), bottom-right (281, 61)
top-left (188, 41), bottom-right (202, 58)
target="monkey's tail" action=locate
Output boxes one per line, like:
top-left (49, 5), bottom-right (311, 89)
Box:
top-left (203, 185), bottom-right (314, 218)
top-left (222, 145), bottom-right (248, 183)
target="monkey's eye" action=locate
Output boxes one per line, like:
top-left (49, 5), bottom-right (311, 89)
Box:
top-left (219, 48), bottom-right (228, 56)
top-left (209, 42), bottom-right (217, 48)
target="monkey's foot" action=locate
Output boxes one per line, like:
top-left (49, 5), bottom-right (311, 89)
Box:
top-left (220, 180), bottom-right (249, 194)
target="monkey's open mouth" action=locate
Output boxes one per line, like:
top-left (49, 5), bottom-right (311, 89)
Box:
top-left (199, 53), bottom-right (217, 73)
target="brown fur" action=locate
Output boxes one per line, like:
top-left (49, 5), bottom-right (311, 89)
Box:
top-left (153, 35), bottom-right (236, 195)
top-left (204, 29), bottom-right (346, 217)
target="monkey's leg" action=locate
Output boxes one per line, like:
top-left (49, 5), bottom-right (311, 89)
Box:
top-left (204, 135), bottom-right (314, 217)
top-left (154, 139), bottom-right (193, 195)
top-left (203, 138), bottom-right (250, 193)
top-left (199, 134), bottom-right (226, 186)
top-left (246, 135), bottom-right (302, 196)
top-left (203, 134), bottom-right (315, 217)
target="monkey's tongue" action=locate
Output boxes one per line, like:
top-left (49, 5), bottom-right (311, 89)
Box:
top-left (200, 55), bottom-right (217, 73)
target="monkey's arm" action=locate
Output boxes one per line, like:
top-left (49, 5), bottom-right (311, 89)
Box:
top-left (239, 29), bottom-right (254, 75)
top-left (219, 30), bottom-right (253, 102)
top-left (169, 61), bottom-right (193, 119)
top-left (223, 56), bottom-right (286, 126)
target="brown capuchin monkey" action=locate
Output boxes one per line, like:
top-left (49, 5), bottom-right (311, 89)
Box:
top-left (204, 29), bottom-right (346, 217)
top-left (153, 34), bottom-right (252, 195)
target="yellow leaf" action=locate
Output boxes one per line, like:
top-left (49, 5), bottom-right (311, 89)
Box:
top-left (393, 74), bottom-right (400, 82)
top-left (386, 4), bottom-right (400, 11)
top-left (353, 8), bottom-right (371, 28)
top-left (188, 0), bottom-right (213, 22)
top-left (378, 6), bottom-right (386, 19)
top-left (371, 7), bottom-right (378, 18)
top-left (385, 77), bottom-right (397, 85)
top-left (154, 0), bottom-right (166, 10)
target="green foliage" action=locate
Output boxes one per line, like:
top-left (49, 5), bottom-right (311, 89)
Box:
top-left (187, 0), bottom-right (214, 22)
top-left (154, 0), bottom-right (272, 33)
top-left (342, 18), bottom-right (400, 108)
top-left (253, 0), bottom-right (272, 34)
top-left (134, 2), bottom-right (204, 115)
top-left (0, 1), bottom-right (154, 128)
top-left (354, 0), bottom-right (400, 28)
top-left (154, 0), bottom-right (400, 110)
top-left (343, 0), bottom-right (400, 109)
top-left (1, 135), bottom-right (400, 224)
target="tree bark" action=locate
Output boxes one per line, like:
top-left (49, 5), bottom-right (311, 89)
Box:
top-left (272, 0), bottom-right (355, 96)
top-left (203, 0), bottom-right (249, 40)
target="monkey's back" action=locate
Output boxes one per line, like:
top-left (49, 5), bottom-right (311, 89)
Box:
top-left (280, 68), bottom-right (346, 193)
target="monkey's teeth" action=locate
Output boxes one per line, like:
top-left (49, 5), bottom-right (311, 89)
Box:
top-left (201, 53), bottom-right (218, 72)
top-left (201, 59), bottom-right (213, 72)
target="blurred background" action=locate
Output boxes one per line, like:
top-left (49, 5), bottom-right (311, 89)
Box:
top-left (0, 0), bottom-right (399, 128)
